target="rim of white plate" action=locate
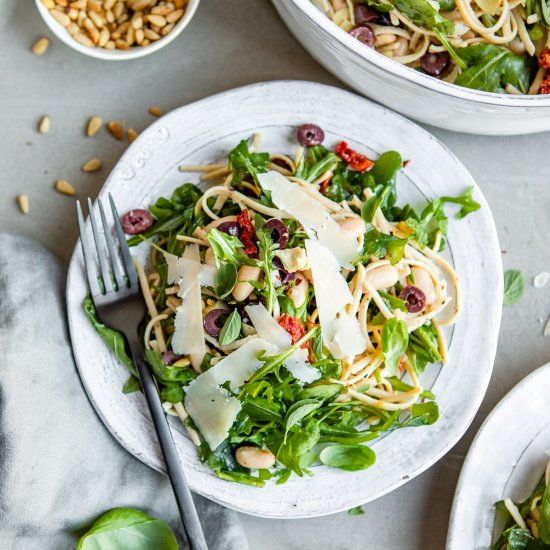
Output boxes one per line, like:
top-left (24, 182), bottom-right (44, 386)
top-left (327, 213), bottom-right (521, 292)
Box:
top-left (446, 363), bottom-right (550, 549)
top-left (289, 0), bottom-right (550, 107)
top-left (66, 80), bottom-right (503, 518)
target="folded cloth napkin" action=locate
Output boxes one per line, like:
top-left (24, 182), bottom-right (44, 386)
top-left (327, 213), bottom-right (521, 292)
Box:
top-left (0, 234), bottom-right (249, 550)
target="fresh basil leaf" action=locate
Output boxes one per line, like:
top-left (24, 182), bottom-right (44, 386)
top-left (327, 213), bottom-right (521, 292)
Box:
top-left (284, 399), bottom-right (322, 442)
top-left (393, 0), bottom-right (455, 34)
top-left (348, 505), bottom-right (365, 515)
top-left (540, 480), bottom-right (550, 543)
top-left (83, 296), bottom-right (137, 378)
top-left (77, 508), bottom-right (178, 550)
top-left (382, 318), bottom-right (409, 376)
top-left (219, 309), bottom-right (242, 345)
top-left (122, 375), bottom-right (141, 394)
top-left (319, 444), bottom-right (376, 472)
top-left (215, 263), bottom-right (238, 299)
top-left (228, 139), bottom-right (270, 184)
top-left (160, 382), bottom-right (184, 404)
top-left (456, 44), bottom-right (531, 94)
top-left (503, 270), bottom-right (524, 305)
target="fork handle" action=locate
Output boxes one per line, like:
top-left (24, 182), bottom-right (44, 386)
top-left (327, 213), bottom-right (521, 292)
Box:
top-left (128, 341), bottom-right (209, 550)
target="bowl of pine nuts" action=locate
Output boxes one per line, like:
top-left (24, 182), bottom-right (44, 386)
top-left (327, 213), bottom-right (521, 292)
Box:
top-left (35, 0), bottom-right (200, 60)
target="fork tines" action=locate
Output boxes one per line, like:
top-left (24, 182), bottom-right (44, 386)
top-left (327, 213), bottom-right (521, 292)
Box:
top-left (76, 195), bottom-right (137, 298)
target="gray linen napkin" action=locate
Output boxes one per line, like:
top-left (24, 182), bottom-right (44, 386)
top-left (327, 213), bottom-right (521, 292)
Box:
top-left (0, 234), bottom-right (249, 550)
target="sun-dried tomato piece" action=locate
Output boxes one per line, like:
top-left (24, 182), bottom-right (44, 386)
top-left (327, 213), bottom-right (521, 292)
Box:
top-left (539, 49), bottom-right (550, 70)
top-left (539, 74), bottom-right (550, 94)
top-left (319, 175), bottom-right (331, 195)
top-left (335, 141), bottom-right (374, 172)
top-left (278, 313), bottom-right (310, 348)
top-left (237, 209), bottom-right (257, 256)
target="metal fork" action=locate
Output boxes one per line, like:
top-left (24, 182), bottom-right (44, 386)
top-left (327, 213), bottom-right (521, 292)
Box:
top-left (77, 195), bottom-right (208, 550)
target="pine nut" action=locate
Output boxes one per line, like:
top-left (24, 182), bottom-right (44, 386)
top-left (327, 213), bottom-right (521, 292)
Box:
top-left (98, 27), bottom-right (110, 46)
top-left (104, 0), bottom-right (116, 9)
top-left (84, 19), bottom-right (100, 44)
top-left (105, 40), bottom-right (116, 49)
top-left (166, 8), bottom-right (183, 22)
top-left (89, 10), bottom-right (105, 28)
top-left (151, 6), bottom-right (171, 15)
top-left (67, 21), bottom-right (79, 34)
top-left (41, 0), bottom-right (56, 9)
top-left (68, 8), bottom-right (79, 20)
top-left (127, 128), bottom-right (138, 142)
top-left (55, 179), bottom-right (76, 196)
top-left (17, 195), bottom-right (30, 214)
top-left (148, 106), bottom-right (162, 116)
top-left (144, 28), bottom-right (160, 40)
top-left (50, 9), bottom-right (71, 26)
top-left (55, 0), bottom-right (68, 7)
top-left (147, 14), bottom-right (166, 26)
top-left (82, 158), bottom-right (102, 172)
top-left (86, 116), bottom-right (103, 137)
top-left (32, 37), bottom-right (50, 55)
top-left (115, 38), bottom-right (130, 50)
top-left (135, 28), bottom-right (144, 44)
top-left (38, 115), bottom-right (51, 134)
top-left (132, 0), bottom-right (152, 10)
top-left (161, 22), bottom-right (175, 36)
top-left (107, 120), bottom-right (124, 139)
top-left (69, 0), bottom-right (86, 8)
top-left (73, 32), bottom-right (94, 47)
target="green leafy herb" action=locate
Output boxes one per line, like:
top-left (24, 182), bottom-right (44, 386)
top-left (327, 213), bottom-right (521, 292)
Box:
top-left (369, 150), bottom-right (403, 211)
top-left (122, 375), bottom-right (141, 394)
top-left (361, 187), bottom-right (390, 224)
top-left (360, 229), bottom-right (408, 265)
top-left (503, 270), bottom-right (524, 305)
top-left (160, 382), bottom-right (184, 404)
top-left (393, 0), bottom-right (455, 34)
top-left (434, 28), bottom-right (467, 70)
top-left (83, 296), bottom-right (137, 378)
top-left (256, 228), bottom-right (280, 314)
top-left (144, 349), bottom-right (197, 384)
top-left (408, 402), bottom-right (439, 426)
top-left (455, 44), bottom-right (531, 94)
top-left (219, 309), bottom-right (242, 345)
top-left (215, 263), bottom-right (238, 298)
top-left (207, 228), bottom-right (245, 267)
top-left (381, 318), bottom-right (409, 376)
top-left (539, 479), bottom-right (550, 543)
top-left (348, 505), bottom-right (365, 515)
top-left (407, 323), bottom-right (442, 373)
top-left (319, 444), bottom-right (376, 472)
top-left (284, 399), bottom-right (322, 442)
top-left (228, 139), bottom-right (270, 184)
top-left (77, 508), bottom-right (178, 550)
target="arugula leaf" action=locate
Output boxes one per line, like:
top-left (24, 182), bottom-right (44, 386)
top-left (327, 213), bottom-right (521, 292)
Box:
top-left (455, 44), bottom-right (531, 94)
top-left (381, 318), bottom-right (409, 376)
top-left (378, 290), bottom-right (408, 312)
top-left (257, 229), bottom-right (279, 314)
top-left (144, 349), bottom-right (197, 383)
top-left (361, 187), bottom-right (390, 224)
top-left (284, 399), bottom-right (322, 442)
top-left (503, 270), bottom-right (524, 305)
top-left (407, 323), bottom-right (442, 373)
top-left (319, 444), bottom-right (376, 472)
top-left (539, 479), bottom-right (550, 543)
top-left (83, 296), bottom-right (137, 378)
top-left (393, 0), bottom-right (455, 34)
top-left (242, 396), bottom-right (282, 422)
top-left (77, 508), bottom-right (178, 550)
top-left (228, 139), bottom-right (270, 184)
top-left (369, 150), bottom-right (403, 211)
top-left (215, 263), bottom-right (238, 298)
top-left (348, 505), bottom-right (365, 515)
top-left (160, 382), bottom-right (184, 404)
top-left (219, 309), bottom-right (242, 345)
top-left (207, 228), bottom-right (244, 267)
top-left (122, 375), bottom-right (141, 394)
top-left (408, 402), bottom-right (439, 426)
top-left (297, 383), bottom-right (344, 401)
top-left (439, 187), bottom-right (481, 219)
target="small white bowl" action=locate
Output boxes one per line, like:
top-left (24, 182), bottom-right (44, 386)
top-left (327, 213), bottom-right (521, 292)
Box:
top-left (35, 0), bottom-right (200, 61)
top-left (273, 0), bottom-right (550, 135)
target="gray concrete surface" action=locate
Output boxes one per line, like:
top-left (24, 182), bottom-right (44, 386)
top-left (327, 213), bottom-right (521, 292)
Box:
top-left (1, 0), bottom-right (549, 548)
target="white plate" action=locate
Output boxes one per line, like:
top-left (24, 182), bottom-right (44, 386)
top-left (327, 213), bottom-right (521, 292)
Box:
top-left (66, 80), bottom-right (503, 518)
top-left (447, 364), bottom-right (550, 549)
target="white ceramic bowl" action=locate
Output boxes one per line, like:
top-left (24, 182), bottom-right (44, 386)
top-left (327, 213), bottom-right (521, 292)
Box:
top-left (272, 0), bottom-right (550, 135)
top-left (66, 80), bottom-right (503, 518)
top-left (35, 0), bottom-right (200, 61)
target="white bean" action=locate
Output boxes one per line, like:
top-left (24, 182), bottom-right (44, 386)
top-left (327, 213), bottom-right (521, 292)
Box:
top-left (287, 275), bottom-right (309, 308)
top-left (337, 216), bottom-right (365, 240)
top-left (375, 34), bottom-right (397, 47)
top-left (235, 446), bottom-right (276, 470)
top-left (411, 267), bottom-right (436, 304)
top-left (364, 265), bottom-right (399, 291)
top-left (232, 265), bottom-right (261, 301)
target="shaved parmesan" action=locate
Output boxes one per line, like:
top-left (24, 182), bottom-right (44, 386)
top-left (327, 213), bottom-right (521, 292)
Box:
top-left (184, 338), bottom-right (277, 449)
top-left (258, 171), bottom-right (360, 268)
top-left (245, 304), bottom-right (291, 348)
top-left (284, 347), bottom-right (320, 384)
top-left (305, 239), bottom-right (366, 359)
top-left (172, 245), bottom-right (205, 355)
top-left (164, 252), bottom-right (217, 288)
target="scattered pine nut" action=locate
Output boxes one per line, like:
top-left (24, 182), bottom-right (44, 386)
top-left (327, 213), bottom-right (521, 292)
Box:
top-left (50, 9), bottom-right (71, 27)
top-left (127, 128), bottom-right (138, 142)
top-left (17, 195), bottom-right (30, 214)
top-left (148, 106), bottom-right (162, 117)
top-left (146, 14), bottom-right (167, 27)
top-left (41, 0), bottom-right (55, 8)
top-left (86, 116), bottom-right (102, 137)
top-left (82, 158), bottom-right (102, 172)
top-left (55, 179), bottom-right (76, 196)
top-left (107, 120), bottom-right (124, 140)
top-left (38, 115), bottom-right (51, 134)
top-left (32, 37), bottom-right (50, 55)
